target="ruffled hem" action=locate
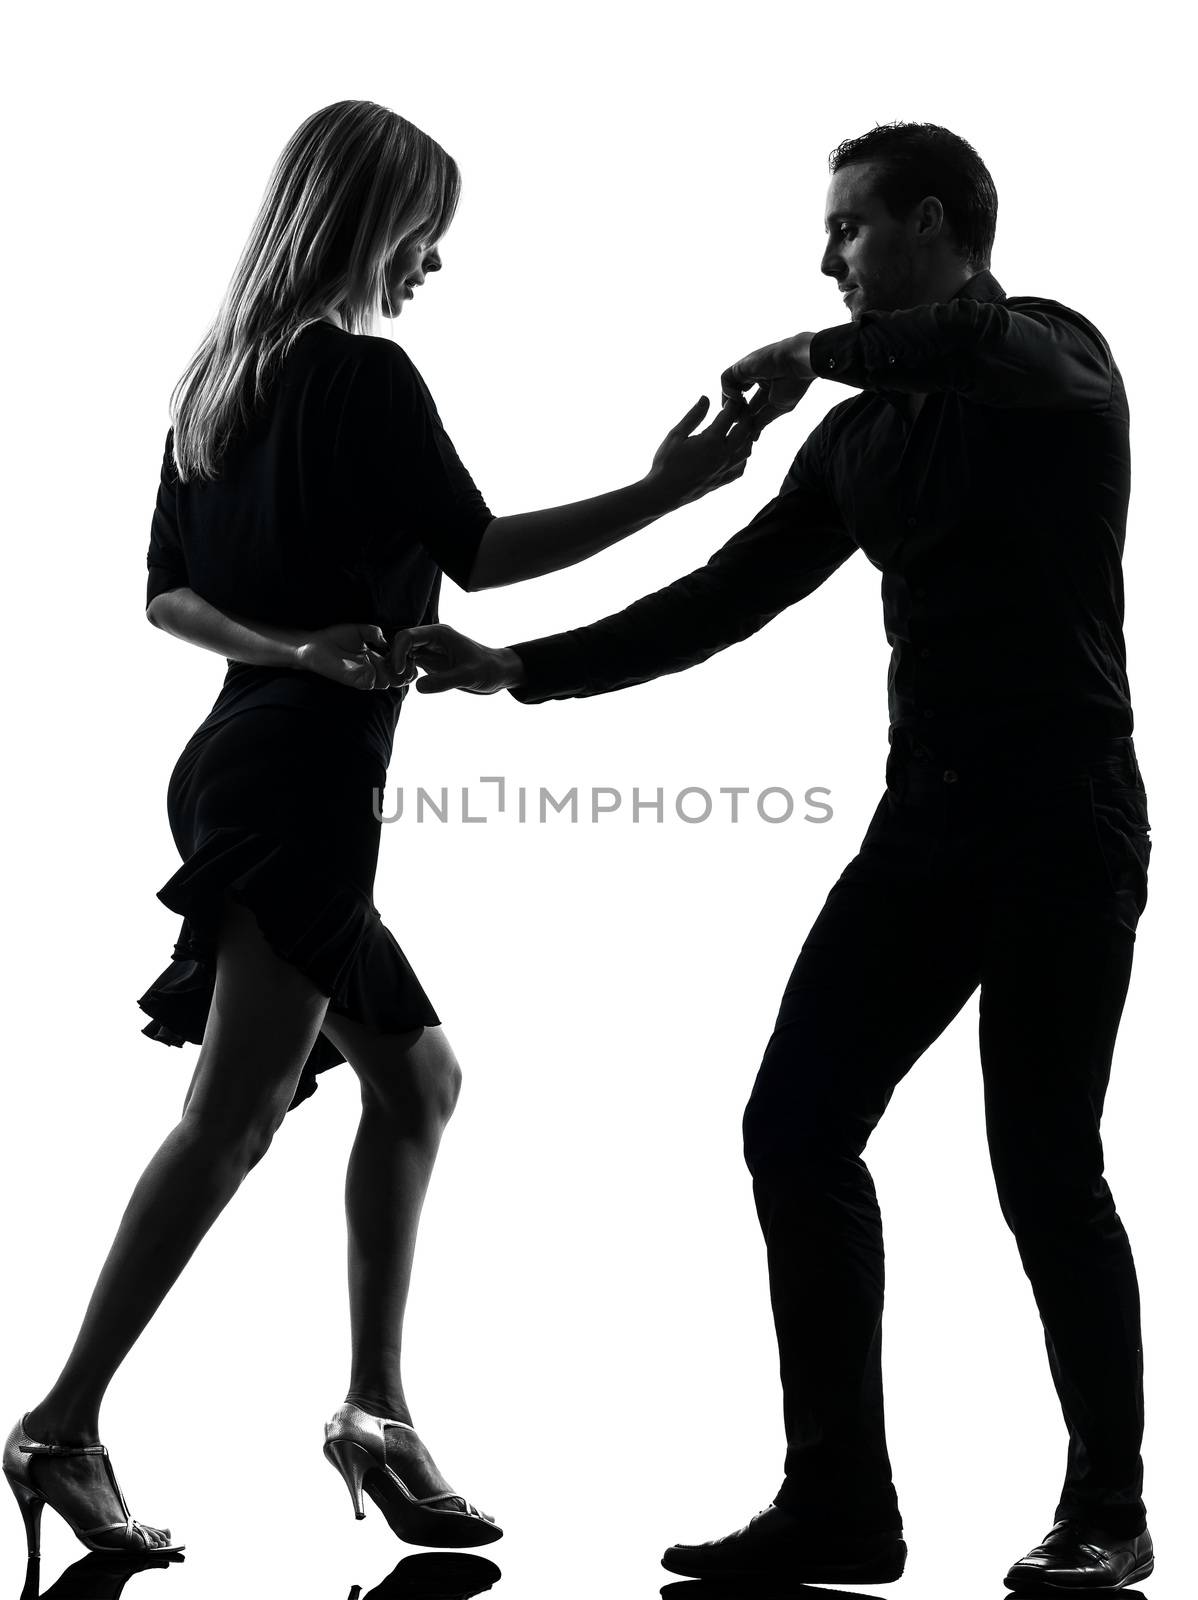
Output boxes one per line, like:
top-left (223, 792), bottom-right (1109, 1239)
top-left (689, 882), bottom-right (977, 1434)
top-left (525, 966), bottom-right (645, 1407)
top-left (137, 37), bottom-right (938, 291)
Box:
top-left (137, 826), bottom-right (440, 1112)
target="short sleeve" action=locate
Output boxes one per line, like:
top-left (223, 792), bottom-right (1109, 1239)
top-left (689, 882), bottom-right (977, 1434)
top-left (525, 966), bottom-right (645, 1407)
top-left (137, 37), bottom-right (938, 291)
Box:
top-left (360, 344), bottom-right (494, 590)
top-left (146, 428), bottom-right (189, 607)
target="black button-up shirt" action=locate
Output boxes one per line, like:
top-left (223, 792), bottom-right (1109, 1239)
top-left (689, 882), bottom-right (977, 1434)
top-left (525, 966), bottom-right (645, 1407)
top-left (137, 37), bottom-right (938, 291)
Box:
top-left (509, 270), bottom-right (1135, 754)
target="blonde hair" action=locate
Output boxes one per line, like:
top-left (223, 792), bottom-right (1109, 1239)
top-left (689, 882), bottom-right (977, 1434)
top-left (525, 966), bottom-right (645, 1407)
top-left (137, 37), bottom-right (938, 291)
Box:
top-left (170, 100), bottom-right (460, 482)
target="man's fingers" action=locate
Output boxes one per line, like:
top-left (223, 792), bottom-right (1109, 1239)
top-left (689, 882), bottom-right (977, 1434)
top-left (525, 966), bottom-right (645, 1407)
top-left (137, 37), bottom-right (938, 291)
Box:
top-left (415, 665), bottom-right (478, 694)
top-left (390, 624), bottom-right (449, 670)
top-left (720, 360), bottom-right (756, 406)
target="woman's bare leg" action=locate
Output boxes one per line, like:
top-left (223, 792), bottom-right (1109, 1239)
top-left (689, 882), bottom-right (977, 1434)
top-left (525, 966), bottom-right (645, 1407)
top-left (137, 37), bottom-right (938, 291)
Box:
top-left (20, 896), bottom-right (330, 1537)
top-left (319, 1013), bottom-right (463, 1495)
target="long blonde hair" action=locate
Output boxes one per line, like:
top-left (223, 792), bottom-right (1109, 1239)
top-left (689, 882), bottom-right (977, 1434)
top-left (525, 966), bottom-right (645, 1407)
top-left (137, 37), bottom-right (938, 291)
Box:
top-left (170, 100), bottom-right (460, 482)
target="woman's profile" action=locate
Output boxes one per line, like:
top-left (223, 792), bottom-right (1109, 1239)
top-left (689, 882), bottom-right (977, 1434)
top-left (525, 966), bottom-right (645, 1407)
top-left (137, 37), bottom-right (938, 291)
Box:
top-left (2, 100), bottom-right (763, 1561)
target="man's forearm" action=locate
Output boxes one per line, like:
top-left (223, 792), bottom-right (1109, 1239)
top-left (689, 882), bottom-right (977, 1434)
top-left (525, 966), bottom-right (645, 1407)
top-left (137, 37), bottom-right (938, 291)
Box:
top-left (467, 476), bottom-right (677, 591)
top-left (146, 586), bottom-right (307, 668)
top-left (807, 299), bottom-right (1113, 408)
top-left (502, 486), bottom-right (857, 704)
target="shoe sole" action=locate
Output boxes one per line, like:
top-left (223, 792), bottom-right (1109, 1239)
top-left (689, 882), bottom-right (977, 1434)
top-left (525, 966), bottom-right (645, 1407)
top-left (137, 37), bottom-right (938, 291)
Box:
top-left (661, 1538), bottom-right (907, 1584)
top-left (1003, 1554), bottom-right (1155, 1591)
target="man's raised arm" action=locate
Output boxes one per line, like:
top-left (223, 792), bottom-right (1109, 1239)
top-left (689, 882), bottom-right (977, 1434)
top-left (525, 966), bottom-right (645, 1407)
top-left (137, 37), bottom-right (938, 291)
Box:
top-left (390, 427), bottom-right (858, 702)
top-left (723, 289), bottom-right (1116, 417)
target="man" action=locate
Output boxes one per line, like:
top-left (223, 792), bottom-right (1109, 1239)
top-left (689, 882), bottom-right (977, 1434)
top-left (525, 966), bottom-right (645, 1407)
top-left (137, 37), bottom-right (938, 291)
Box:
top-left (389, 123), bottom-right (1154, 1592)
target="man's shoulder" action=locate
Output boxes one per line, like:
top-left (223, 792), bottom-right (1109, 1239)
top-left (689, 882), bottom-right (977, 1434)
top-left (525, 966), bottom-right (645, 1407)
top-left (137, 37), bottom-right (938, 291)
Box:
top-left (1001, 289), bottom-right (1114, 353)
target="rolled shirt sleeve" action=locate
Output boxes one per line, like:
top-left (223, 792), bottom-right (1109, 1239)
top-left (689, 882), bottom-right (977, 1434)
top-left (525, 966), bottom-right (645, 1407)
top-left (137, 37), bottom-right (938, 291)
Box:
top-left (509, 424), bottom-right (858, 702)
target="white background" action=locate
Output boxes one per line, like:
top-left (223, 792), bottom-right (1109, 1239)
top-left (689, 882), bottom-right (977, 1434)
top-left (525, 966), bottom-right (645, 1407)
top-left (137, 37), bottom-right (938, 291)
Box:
top-left (3, 2), bottom-right (1192, 1596)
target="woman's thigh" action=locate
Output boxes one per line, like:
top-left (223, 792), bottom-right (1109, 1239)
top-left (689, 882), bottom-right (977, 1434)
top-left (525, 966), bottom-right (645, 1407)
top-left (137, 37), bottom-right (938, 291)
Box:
top-left (181, 894), bottom-right (331, 1139)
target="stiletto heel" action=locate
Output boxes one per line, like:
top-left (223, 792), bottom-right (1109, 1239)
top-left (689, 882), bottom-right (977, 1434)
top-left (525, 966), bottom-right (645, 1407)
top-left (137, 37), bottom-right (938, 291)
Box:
top-left (324, 1437), bottom-right (371, 1519)
top-left (6, 1474), bottom-right (44, 1559)
top-left (323, 1403), bottom-right (501, 1547)
top-left (3, 1413), bottom-right (183, 1558)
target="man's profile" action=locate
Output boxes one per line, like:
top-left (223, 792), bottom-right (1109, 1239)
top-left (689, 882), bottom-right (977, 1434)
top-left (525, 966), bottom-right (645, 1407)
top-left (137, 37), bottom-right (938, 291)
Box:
top-left (389, 122), bottom-right (1154, 1593)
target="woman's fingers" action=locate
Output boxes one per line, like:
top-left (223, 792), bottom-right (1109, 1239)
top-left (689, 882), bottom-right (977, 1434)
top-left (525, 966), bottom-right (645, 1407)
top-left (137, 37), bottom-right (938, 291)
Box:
top-left (667, 395), bottom-right (711, 438)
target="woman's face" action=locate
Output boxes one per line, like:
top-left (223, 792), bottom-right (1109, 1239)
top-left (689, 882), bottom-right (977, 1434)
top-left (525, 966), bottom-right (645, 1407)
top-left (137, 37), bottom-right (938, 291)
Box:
top-left (383, 235), bottom-right (442, 317)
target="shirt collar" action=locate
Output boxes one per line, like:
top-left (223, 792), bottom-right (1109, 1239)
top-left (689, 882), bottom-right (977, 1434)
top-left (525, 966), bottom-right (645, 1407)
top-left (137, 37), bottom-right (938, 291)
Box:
top-left (953, 267), bottom-right (1005, 303)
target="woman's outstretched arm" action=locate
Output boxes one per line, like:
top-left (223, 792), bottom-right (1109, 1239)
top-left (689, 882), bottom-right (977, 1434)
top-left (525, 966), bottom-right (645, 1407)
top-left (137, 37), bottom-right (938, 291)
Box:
top-left (461, 393), bottom-right (782, 591)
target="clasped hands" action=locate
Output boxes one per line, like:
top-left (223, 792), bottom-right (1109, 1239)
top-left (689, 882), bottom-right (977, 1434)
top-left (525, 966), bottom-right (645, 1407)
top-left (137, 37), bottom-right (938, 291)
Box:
top-left (299, 332), bottom-right (819, 695)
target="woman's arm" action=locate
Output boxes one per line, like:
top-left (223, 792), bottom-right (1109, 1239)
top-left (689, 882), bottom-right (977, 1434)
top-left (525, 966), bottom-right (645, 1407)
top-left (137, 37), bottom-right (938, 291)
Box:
top-left (146, 587), bottom-right (308, 666)
top-left (463, 394), bottom-right (768, 591)
top-left (146, 588), bottom-right (391, 690)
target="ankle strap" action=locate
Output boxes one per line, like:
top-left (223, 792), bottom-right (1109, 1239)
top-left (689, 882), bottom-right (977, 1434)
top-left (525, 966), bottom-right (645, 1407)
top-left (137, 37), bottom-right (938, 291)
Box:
top-left (24, 1441), bottom-right (109, 1456)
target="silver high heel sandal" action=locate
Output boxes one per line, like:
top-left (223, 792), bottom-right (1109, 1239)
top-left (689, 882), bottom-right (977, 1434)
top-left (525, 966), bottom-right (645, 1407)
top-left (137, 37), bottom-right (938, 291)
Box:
top-left (323, 1403), bottom-right (501, 1548)
top-left (3, 1414), bottom-right (184, 1560)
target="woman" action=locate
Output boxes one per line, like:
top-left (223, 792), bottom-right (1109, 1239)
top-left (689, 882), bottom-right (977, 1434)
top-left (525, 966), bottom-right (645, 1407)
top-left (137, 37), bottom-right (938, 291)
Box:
top-left (2, 100), bottom-right (762, 1561)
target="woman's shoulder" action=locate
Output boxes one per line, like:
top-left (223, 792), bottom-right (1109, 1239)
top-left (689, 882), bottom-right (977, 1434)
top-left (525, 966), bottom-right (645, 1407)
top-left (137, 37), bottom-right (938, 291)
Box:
top-left (301, 322), bottom-right (422, 379)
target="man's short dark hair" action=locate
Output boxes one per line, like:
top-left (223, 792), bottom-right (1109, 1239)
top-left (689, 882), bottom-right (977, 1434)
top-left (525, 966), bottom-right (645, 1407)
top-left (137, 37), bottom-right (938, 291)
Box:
top-left (829, 122), bottom-right (998, 271)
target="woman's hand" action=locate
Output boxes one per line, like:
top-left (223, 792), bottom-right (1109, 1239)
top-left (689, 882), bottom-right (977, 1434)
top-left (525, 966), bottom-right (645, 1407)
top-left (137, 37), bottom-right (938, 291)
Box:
top-left (295, 622), bottom-right (397, 690)
top-left (388, 624), bottom-right (526, 695)
top-left (645, 394), bottom-right (767, 510)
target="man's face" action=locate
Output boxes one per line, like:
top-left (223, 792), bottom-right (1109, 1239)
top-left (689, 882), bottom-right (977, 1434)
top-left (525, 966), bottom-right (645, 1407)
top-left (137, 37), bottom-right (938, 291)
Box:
top-left (820, 162), bottom-right (927, 321)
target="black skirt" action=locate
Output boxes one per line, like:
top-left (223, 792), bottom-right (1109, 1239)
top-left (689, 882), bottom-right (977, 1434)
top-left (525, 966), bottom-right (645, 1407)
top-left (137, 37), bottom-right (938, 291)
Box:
top-left (137, 703), bottom-right (438, 1114)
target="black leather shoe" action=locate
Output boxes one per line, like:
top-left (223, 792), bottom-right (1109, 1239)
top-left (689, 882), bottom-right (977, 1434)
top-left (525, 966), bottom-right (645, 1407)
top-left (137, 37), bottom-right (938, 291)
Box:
top-left (661, 1502), bottom-right (907, 1583)
top-left (1004, 1519), bottom-right (1154, 1590)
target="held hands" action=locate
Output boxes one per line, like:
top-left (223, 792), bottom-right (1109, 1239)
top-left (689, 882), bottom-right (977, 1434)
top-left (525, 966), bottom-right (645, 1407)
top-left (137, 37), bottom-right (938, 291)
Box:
top-left (387, 624), bottom-right (523, 695)
top-left (720, 332), bottom-right (817, 429)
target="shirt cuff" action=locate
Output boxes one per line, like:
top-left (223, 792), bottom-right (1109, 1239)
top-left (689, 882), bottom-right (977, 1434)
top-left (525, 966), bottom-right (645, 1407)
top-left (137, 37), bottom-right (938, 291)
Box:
top-left (809, 323), bottom-right (865, 386)
top-left (505, 636), bottom-right (582, 703)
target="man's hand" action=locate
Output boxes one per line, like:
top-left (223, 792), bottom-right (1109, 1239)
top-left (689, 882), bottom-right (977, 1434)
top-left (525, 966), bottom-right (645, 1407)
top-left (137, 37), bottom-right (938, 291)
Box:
top-left (388, 624), bottom-right (526, 695)
top-left (721, 333), bottom-right (817, 429)
top-left (295, 622), bottom-right (395, 690)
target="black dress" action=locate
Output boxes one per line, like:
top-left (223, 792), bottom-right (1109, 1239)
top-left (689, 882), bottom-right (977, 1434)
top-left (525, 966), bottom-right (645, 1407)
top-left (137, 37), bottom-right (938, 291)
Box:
top-left (137, 322), bottom-right (492, 1113)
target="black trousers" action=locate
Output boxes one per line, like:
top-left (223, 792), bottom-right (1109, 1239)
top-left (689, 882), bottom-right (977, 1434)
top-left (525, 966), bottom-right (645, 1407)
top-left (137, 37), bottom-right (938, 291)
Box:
top-left (741, 729), bottom-right (1152, 1538)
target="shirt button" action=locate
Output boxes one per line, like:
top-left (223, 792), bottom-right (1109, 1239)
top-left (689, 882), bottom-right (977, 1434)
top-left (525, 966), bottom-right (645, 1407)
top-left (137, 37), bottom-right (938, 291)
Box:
top-left (919, 647), bottom-right (932, 658)
top-left (943, 769), bottom-right (958, 784)
top-left (914, 587), bottom-right (927, 599)
top-left (887, 354), bottom-right (897, 365)
top-left (922, 709), bottom-right (935, 719)
top-left (905, 515), bottom-right (916, 527)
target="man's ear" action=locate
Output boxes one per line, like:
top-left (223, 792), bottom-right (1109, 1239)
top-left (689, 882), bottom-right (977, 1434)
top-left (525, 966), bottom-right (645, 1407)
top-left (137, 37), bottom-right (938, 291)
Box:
top-left (915, 194), bottom-right (947, 245)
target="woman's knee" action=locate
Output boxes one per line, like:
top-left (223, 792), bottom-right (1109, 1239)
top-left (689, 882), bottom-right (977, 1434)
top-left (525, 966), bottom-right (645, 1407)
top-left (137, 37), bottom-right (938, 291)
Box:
top-left (179, 1094), bottom-right (288, 1173)
top-left (360, 1028), bottom-right (463, 1129)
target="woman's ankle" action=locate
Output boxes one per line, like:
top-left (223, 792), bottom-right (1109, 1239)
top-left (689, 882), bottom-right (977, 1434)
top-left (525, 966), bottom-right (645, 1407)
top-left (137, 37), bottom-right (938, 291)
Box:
top-left (344, 1389), bottom-right (412, 1426)
top-left (24, 1395), bottom-right (102, 1444)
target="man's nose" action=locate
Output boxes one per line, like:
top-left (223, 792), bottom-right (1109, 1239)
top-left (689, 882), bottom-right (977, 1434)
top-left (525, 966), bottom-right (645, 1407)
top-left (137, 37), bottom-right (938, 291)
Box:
top-left (820, 241), bottom-right (842, 279)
